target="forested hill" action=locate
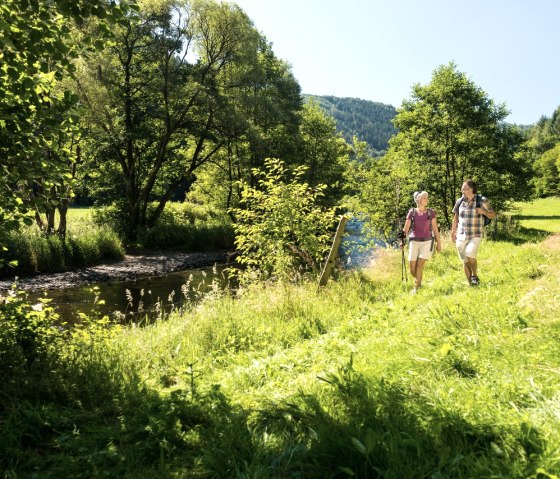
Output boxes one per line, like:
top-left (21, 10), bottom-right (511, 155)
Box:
top-left (304, 94), bottom-right (397, 153)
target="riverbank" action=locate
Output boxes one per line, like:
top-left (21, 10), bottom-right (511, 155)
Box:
top-left (0, 249), bottom-right (234, 292)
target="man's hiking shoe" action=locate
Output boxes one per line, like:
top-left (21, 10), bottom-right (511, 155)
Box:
top-left (470, 275), bottom-right (480, 286)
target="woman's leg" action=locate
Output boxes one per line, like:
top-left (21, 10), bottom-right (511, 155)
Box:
top-left (415, 258), bottom-right (427, 288)
top-left (409, 260), bottom-right (417, 278)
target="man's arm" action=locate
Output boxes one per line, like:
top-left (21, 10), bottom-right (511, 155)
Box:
top-left (477, 200), bottom-right (497, 219)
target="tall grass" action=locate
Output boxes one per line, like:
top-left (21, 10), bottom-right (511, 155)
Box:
top-left (93, 201), bottom-right (235, 251)
top-left (0, 222), bottom-right (124, 277)
top-left (2, 198), bottom-right (560, 478)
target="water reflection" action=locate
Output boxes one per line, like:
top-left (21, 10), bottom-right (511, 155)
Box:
top-left (27, 265), bottom-right (232, 324)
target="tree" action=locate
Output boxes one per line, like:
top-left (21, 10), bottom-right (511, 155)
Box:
top-left (389, 63), bottom-right (529, 228)
top-left (184, 37), bottom-right (303, 215)
top-left (298, 101), bottom-right (350, 207)
top-left (345, 139), bottom-right (416, 239)
top-left (0, 0), bottom-right (134, 246)
top-left (532, 144), bottom-right (560, 197)
top-left (77, 0), bottom-right (302, 239)
top-left (526, 106), bottom-right (560, 197)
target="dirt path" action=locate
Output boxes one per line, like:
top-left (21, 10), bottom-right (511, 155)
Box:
top-left (0, 250), bottom-right (234, 293)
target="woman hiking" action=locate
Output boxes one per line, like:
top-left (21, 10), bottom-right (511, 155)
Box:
top-left (401, 191), bottom-right (442, 294)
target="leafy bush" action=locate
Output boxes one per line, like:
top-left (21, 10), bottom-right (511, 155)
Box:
top-left (154, 201), bottom-right (226, 226)
top-left (138, 223), bottom-right (234, 250)
top-left (91, 201), bottom-right (130, 238)
top-left (0, 291), bottom-right (66, 385)
top-left (231, 158), bottom-right (337, 282)
top-left (93, 201), bottom-right (235, 250)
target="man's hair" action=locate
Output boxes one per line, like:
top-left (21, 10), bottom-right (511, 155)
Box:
top-left (463, 179), bottom-right (477, 194)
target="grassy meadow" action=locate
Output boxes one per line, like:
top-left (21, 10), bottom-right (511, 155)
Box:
top-left (2, 198), bottom-right (560, 478)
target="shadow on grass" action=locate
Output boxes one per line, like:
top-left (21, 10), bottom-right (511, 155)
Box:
top-left (491, 226), bottom-right (552, 245)
top-left (246, 368), bottom-right (545, 479)
top-left (514, 215), bottom-right (560, 220)
top-left (0, 355), bottom-right (546, 478)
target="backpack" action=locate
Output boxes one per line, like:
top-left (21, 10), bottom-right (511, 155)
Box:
top-left (460, 194), bottom-right (491, 226)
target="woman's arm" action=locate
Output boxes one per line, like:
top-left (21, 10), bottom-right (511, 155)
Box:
top-left (403, 218), bottom-right (411, 236)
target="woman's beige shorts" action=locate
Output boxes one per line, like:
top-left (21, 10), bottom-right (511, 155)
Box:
top-left (408, 240), bottom-right (433, 262)
top-left (456, 237), bottom-right (482, 262)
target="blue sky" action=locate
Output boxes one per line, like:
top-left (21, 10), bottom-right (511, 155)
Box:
top-left (232, 0), bottom-right (560, 125)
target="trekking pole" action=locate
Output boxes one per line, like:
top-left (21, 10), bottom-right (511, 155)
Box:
top-left (400, 237), bottom-right (407, 282)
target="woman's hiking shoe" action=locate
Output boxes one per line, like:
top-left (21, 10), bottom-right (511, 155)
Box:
top-left (470, 275), bottom-right (480, 286)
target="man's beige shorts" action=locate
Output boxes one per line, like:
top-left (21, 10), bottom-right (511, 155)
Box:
top-left (408, 240), bottom-right (433, 262)
top-left (456, 237), bottom-right (482, 262)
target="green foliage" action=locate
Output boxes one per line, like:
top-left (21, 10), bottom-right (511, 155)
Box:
top-left (345, 141), bottom-right (417, 239)
top-left (91, 201), bottom-right (131, 238)
top-left (77, 0), bottom-right (303, 239)
top-left (231, 158), bottom-right (336, 281)
top-left (298, 101), bottom-right (350, 206)
top-left (1, 199), bottom-right (560, 477)
top-left (92, 200), bottom-right (235, 250)
top-left (532, 144), bottom-right (560, 196)
top-left (527, 106), bottom-right (560, 197)
top-left (186, 96), bottom-right (351, 215)
top-left (0, 291), bottom-right (66, 386)
top-left (155, 201), bottom-right (230, 226)
top-left (305, 94), bottom-right (397, 154)
top-left (0, 0), bottom-right (134, 248)
top-left (389, 62), bottom-right (530, 229)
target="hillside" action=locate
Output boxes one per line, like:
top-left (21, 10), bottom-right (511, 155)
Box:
top-left (304, 94), bottom-right (397, 153)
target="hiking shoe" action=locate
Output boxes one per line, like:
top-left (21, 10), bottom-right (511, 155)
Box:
top-left (470, 275), bottom-right (480, 286)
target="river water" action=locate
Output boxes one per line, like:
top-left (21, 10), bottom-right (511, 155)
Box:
top-left (20, 220), bottom-right (381, 324)
top-left (27, 265), bottom-right (232, 324)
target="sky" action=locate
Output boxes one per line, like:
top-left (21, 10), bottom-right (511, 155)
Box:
top-left (231, 0), bottom-right (560, 125)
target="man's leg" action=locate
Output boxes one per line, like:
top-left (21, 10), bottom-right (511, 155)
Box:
top-left (465, 238), bottom-right (482, 284)
top-left (467, 257), bottom-right (477, 277)
top-left (463, 261), bottom-right (473, 284)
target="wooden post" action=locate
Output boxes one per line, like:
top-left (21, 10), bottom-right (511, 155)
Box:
top-left (318, 215), bottom-right (348, 288)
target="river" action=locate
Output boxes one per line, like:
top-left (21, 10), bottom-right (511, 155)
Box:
top-left (26, 264), bottom-right (232, 324)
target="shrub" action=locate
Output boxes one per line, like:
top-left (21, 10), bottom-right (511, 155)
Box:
top-left (0, 290), bottom-right (66, 385)
top-left (231, 158), bottom-right (337, 282)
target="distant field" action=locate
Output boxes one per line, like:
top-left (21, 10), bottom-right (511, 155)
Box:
top-left (514, 196), bottom-right (560, 233)
top-left (67, 207), bottom-right (93, 222)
